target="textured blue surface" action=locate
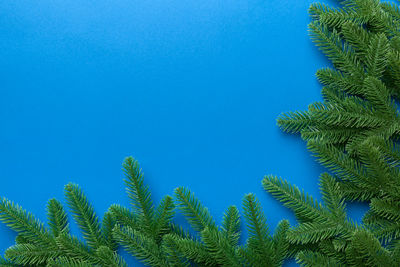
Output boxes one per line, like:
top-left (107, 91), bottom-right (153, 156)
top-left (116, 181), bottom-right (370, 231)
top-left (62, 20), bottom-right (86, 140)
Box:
top-left (0, 0), bottom-right (367, 266)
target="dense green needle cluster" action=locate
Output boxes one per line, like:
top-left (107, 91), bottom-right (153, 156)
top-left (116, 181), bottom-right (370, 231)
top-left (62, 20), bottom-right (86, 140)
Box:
top-left (263, 174), bottom-right (400, 266)
top-left (279, 0), bottom-right (400, 143)
top-left (0, 157), bottom-right (291, 267)
top-left (0, 184), bottom-right (125, 266)
top-left (274, 0), bottom-right (400, 265)
top-left (1, 0), bottom-right (400, 266)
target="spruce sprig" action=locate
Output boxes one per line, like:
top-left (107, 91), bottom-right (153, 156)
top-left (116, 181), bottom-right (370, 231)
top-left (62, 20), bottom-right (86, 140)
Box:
top-left (277, 0), bottom-right (400, 264)
top-left (263, 174), bottom-right (400, 266)
top-left (0, 184), bottom-right (125, 266)
top-left (113, 157), bottom-right (290, 267)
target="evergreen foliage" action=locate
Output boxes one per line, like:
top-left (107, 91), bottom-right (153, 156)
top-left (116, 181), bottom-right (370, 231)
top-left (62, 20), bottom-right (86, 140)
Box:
top-left (0, 184), bottom-right (125, 266)
top-left (113, 157), bottom-right (290, 267)
top-left (1, 0), bottom-right (400, 266)
top-left (276, 0), bottom-right (400, 265)
top-left (263, 174), bottom-right (400, 266)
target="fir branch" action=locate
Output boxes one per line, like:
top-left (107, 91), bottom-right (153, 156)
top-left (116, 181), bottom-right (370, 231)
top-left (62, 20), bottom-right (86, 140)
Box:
top-left (0, 198), bottom-right (56, 248)
top-left (287, 221), bottom-right (341, 244)
top-left (309, 21), bottom-right (364, 76)
top-left (108, 204), bottom-right (137, 230)
top-left (55, 234), bottom-right (98, 265)
top-left (319, 173), bottom-right (346, 220)
top-left (341, 21), bottom-right (370, 60)
top-left (271, 220), bottom-right (290, 267)
top-left (242, 193), bottom-right (274, 266)
top-left (277, 111), bottom-right (314, 134)
top-left (221, 206), bottom-right (241, 247)
top-left (160, 236), bottom-right (191, 267)
top-left (347, 229), bottom-right (395, 266)
top-left (168, 222), bottom-right (194, 240)
top-left (174, 187), bottom-right (215, 232)
top-left (200, 227), bottom-right (242, 267)
top-left (370, 198), bottom-right (400, 221)
top-left (262, 176), bottom-right (325, 223)
top-left (4, 243), bottom-right (60, 266)
top-left (64, 183), bottom-right (105, 250)
top-left (316, 68), bottom-right (363, 95)
top-left (162, 233), bottom-right (217, 266)
top-left (101, 210), bottom-right (118, 251)
top-left (112, 224), bottom-right (169, 267)
top-left (95, 246), bottom-right (127, 267)
top-left (365, 33), bottom-right (389, 78)
top-left (296, 250), bottom-right (341, 266)
top-left (46, 199), bottom-right (69, 238)
top-left (153, 195), bottom-right (175, 242)
top-left (122, 157), bottom-right (155, 236)
top-left (309, 3), bottom-right (368, 29)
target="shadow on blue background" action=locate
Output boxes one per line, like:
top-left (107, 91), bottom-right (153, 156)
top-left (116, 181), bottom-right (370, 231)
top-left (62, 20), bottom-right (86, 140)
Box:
top-left (0, 0), bottom-right (368, 266)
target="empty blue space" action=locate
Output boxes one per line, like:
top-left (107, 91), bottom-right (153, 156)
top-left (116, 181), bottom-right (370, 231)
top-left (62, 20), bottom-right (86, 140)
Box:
top-left (0, 0), bottom-right (368, 266)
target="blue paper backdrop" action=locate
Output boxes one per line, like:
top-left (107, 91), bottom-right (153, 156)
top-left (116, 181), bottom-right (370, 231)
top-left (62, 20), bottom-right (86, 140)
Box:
top-left (0, 0), bottom-right (368, 266)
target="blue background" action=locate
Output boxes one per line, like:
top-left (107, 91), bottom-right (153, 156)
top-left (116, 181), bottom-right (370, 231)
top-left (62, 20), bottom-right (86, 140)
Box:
top-left (0, 0), bottom-right (367, 266)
